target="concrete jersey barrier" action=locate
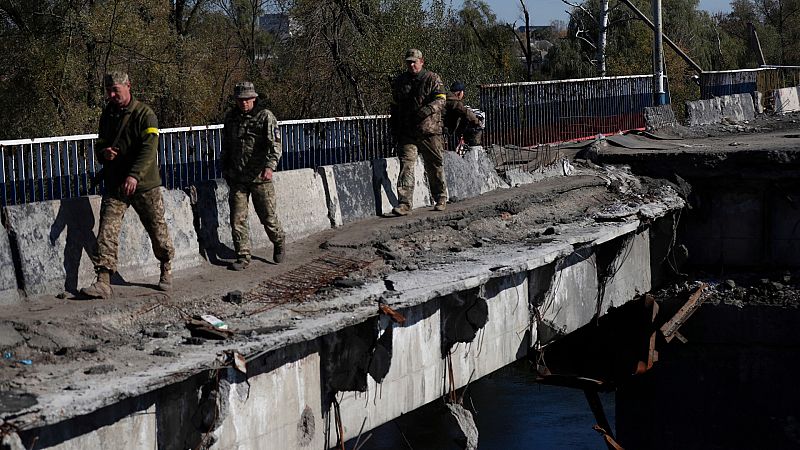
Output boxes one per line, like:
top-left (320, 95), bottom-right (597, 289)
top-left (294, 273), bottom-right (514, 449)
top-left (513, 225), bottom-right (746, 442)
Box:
top-left (194, 169), bottom-right (330, 260)
top-left (4, 188), bottom-right (201, 297)
top-left (0, 226), bottom-right (19, 305)
top-left (773, 86), bottom-right (800, 114)
top-left (685, 93), bottom-right (756, 126)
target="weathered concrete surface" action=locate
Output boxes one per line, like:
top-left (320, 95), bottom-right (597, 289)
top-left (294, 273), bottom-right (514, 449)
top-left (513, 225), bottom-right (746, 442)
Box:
top-left (374, 156), bottom-right (432, 215)
top-left (644, 104), bottom-right (678, 130)
top-left (195, 170), bottom-right (330, 259)
top-left (319, 161), bottom-right (376, 225)
top-left (443, 148), bottom-right (509, 201)
top-left (773, 86), bottom-right (800, 114)
top-left (685, 93), bottom-right (756, 126)
top-left (0, 225), bottom-right (19, 305)
top-left (4, 188), bottom-right (200, 297)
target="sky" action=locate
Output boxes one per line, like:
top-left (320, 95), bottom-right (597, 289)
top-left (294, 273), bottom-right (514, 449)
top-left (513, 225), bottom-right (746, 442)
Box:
top-left (476, 0), bottom-right (733, 25)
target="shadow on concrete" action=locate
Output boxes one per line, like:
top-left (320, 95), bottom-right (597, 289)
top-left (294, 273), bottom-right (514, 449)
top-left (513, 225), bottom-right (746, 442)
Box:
top-left (49, 197), bottom-right (96, 294)
top-left (193, 180), bottom-right (235, 266)
top-left (372, 159), bottom-right (399, 215)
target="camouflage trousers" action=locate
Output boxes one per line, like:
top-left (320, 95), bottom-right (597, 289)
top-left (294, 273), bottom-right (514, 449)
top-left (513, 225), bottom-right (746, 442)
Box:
top-left (94, 187), bottom-right (174, 273)
top-left (397, 135), bottom-right (447, 207)
top-left (228, 181), bottom-right (285, 259)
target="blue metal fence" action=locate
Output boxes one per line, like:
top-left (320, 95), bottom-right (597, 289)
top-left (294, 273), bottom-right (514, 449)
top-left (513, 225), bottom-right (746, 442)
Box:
top-left (479, 75), bottom-right (664, 148)
top-left (699, 67), bottom-right (800, 100)
top-left (0, 117), bottom-right (394, 206)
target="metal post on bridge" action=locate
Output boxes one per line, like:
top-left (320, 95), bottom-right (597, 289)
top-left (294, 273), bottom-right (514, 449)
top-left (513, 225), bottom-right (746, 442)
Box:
top-left (652, 0), bottom-right (667, 106)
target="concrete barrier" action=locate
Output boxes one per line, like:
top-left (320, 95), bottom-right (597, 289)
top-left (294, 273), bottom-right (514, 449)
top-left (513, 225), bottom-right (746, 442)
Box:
top-left (195, 169), bottom-right (330, 260)
top-left (774, 86), bottom-right (800, 114)
top-left (0, 226), bottom-right (19, 305)
top-left (685, 93), bottom-right (756, 126)
top-left (373, 157), bottom-right (431, 215)
top-left (318, 161), bottom-right (376, 226)
top-left (4, 188), bottom-right (201, 297)
top-left (444, 148), bottom-right (508, 201)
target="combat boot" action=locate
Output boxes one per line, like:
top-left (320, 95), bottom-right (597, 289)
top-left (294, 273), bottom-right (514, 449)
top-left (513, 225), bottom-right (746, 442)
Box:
top-left (81, 269), bottom-right (112, 299)
top-left (392, 204), bottom-right (412, 216)
top-left (229, 257), bottom-right (251, 271)
top-left (273, 242), bottom-right (285, 264)
top-left (157, 262), bottom-right (172, 292)
top-left (434, 198), bottom-right (447, 212)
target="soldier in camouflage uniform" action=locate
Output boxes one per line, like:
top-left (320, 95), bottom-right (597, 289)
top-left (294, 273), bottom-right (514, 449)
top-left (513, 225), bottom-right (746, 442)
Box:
top-left (444, 81), bottom-right (483, 151)
top-left (390, 48), bottom-right (448, 216)
top-left (81, 71), bottom-right (175, 299)
top-left (221, 81), bottom-right (286, 270)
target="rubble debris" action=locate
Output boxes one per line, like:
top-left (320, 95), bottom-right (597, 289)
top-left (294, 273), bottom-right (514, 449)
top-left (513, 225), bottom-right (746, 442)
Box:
top-left (224, 290), bottom-right (243, 304)
top-left (83, 364), bottom-right (115, 375)
top-left (186, 319), bottom-right (233, 340)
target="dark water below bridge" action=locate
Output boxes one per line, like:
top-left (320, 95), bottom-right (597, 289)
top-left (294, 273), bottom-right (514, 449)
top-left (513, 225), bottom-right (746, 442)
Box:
top-left (356, 361), bottom-right (615, 450)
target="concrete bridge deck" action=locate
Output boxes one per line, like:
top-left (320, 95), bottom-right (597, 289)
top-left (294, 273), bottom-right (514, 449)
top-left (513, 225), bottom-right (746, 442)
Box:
top-left (1, 116), bottom-right (799, 449)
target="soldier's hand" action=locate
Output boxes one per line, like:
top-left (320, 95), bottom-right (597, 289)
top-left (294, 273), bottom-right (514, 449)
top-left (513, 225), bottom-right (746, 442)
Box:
top-left (121, 176), bottom-right (138, 196)
top-left (103, 147), bottom-right (118, 161)
top-left (260, 167), bottom-right (273, 181)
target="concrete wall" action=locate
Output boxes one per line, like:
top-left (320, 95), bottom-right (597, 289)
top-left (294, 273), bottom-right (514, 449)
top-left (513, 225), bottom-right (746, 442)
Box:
top-left (0, 225), bottom-right (19, 305)
top-left (685, 93), bottom-right (756, 126)
top-left (773, 86), bottom-right (800, 114)
top-left (4, 188), bottom-right (201, 296)
top-left (195, 170), bottom-right (330, 259)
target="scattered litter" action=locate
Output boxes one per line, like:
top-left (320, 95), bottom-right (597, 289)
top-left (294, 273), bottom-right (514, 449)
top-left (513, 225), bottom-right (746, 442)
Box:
top-left (3, 352), bottom-right (32, 366)
top-left (186, 318), bottom-right (233, 340)
top-left (200, 314), bottom-right (228, 330)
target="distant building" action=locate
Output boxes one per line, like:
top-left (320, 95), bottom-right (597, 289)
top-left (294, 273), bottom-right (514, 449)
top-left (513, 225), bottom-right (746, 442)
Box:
top-left (259, 13), bottom-right (300, 38)
top-left (516, 25), bottom-right (553, 40)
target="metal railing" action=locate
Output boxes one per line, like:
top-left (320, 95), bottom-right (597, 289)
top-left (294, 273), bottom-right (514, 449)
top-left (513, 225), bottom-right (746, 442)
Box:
top-left (479, 75), bottom-right (661, 148)
top-left (0, 116), bottom-right (394, 206)
top-left (699, 67), bottom-right (800, 100)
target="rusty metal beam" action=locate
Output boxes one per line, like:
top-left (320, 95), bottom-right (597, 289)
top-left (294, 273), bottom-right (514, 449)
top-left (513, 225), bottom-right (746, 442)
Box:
top-left (660, 283), bottom-right (707, 343)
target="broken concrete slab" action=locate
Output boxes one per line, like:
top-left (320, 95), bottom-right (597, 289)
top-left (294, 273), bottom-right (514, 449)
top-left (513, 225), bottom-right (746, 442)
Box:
top-left (444, 148), bottom-right (508, 202)
top-left (644, 104), bottom-right (678, 130)
top-left (773, 86), bottom-right (800, 114)
top-left (0, 323), bottom-right (24, 349)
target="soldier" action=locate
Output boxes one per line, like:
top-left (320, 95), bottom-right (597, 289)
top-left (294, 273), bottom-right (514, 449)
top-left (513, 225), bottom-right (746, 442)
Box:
top-left (221, 81), bottom-right (286, 270)
top-left (389, 49), bottom-right (448, 216)
top-left (445, 81), bottom-right (483, 153)
top-left (81, 71), bottom-right (175, 299)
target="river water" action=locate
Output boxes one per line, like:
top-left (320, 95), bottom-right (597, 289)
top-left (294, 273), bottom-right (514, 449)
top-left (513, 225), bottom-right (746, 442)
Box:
top-left (357, 361), bottom-right (615, 449)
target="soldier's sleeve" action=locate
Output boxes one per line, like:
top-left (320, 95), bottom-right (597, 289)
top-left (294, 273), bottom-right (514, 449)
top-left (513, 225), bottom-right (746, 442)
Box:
top-left (95, 110), bottom-right (109, 162)
top-left (417, 73), bottom-right (446, 119)
top-left (264, 111), bottom-right (282, 171)
top-left (455, 101), bottom-right (481, 128)
top-left (128, 108), bottom-right (160, 181)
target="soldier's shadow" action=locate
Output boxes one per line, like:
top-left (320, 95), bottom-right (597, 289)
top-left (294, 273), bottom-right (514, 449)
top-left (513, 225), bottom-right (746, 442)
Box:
top-left (49, 197), bottom-right (96, 294)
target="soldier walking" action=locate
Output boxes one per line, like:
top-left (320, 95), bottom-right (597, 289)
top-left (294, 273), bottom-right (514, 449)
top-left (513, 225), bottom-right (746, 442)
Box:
top-left (390, 49), bottom-right (448, 216)
top-left (221, 81), bottom-right (286, 270)
top-left (81, 71), bottom-right (175, 299)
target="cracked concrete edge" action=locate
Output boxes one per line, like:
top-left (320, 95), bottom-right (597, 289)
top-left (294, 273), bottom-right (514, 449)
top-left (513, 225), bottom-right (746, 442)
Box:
top-left (3, 195), bottom-right (684, 429)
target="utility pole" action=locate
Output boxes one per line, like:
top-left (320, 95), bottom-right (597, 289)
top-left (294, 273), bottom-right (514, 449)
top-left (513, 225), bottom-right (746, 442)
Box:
top-left (652, 0), bottom-right (666, 105)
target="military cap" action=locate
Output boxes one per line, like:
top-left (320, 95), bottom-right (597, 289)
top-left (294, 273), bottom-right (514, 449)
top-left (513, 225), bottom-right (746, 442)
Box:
top-left (234, 81), bottom-right (258, 99)
top-left (450, 81), bottom-right (466, 92)
top-left (405, 49), bottom-right (423, 61)
top-left (104, 71), bottom-right (129, 87)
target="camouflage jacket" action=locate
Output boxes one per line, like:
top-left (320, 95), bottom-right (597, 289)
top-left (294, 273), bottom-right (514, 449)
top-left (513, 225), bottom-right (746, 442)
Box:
top-left (444, 93), bottom-right (482, 135)
top-left (96, 97), bottom-right (161, 193)
top-left (390, 68), bottom-right (446, 138)
top-left (221, 100), bottom-right (282, 183)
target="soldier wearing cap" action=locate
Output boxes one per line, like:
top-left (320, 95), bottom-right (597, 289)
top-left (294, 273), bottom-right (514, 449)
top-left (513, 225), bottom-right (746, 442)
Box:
top-left (389, 48), bottom-right (448, 215)
top-left (81, 71), bottom-right (175, 299)
top-left (445, 81), bottom-right (483, 152)
top-left (220, 81), bottom-right (286, 270)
